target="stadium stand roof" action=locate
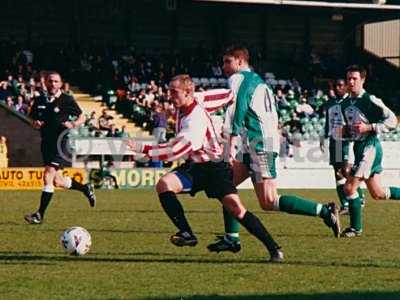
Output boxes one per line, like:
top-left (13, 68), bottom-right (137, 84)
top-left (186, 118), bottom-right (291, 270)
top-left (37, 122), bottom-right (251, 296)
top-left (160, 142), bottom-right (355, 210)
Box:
top-left (198, 0), bottom-right (400, 10)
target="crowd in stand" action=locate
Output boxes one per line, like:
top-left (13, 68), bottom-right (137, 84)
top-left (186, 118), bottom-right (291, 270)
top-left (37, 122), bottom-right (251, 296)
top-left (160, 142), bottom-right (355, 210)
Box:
top-left (111, 68), bottom-right (332, 145)
top-left (83, 109), bottom-right (130, 138)
top-left (1, 41), bottom-right (399, 150)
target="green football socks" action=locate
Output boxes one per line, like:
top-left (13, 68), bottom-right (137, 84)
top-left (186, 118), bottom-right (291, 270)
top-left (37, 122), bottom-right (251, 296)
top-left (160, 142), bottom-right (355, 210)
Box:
top-left (347, 192), bottom-right (362, 231)
top-left (358, 187), bottom-right (365, 201)
top-left (223, 207), bottom-right (240, 241)
top-left (221, 194), bottom-right (334, 239)
top-left (389, 187), bottom-right (400, 200)
top-left (278, 195), bottom-right (329, 219)
top-left (336, 184), bottom-right (349, 208)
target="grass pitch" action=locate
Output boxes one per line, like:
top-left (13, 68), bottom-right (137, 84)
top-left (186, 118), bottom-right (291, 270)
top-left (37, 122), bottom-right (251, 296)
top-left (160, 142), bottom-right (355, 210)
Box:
top-left (1, 189), bottom-right (400, 300)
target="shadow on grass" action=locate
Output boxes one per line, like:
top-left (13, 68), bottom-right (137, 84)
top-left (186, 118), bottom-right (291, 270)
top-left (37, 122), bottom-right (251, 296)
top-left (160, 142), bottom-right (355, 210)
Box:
top-left (143, 292), bottom-right (400, 300)
top-left (3, 225), bottom-right (336, 238)
top-left (1, 252), bottom-right (400, 269)
top-left (95, 209), bottom-right (225, 214)
top-left (93, 208), bottom-right (278, 215)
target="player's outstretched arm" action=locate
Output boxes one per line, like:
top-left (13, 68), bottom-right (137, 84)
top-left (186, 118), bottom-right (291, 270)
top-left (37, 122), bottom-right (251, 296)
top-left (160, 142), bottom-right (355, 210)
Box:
top-left (196, 89), bottom-right (234, 113)
top-left (369, 96), bottom-right (398, 133)
top-left (125, 136), bottom-right (193, 162)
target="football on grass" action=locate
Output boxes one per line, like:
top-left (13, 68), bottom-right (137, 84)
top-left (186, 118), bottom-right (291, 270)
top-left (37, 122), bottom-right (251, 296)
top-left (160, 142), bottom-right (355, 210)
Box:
top-left (60, 226), bottom-right (92, 256)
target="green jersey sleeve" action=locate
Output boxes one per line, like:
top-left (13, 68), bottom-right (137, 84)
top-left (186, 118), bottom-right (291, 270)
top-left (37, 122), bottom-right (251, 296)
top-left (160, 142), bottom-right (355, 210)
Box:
top-left (229, 73), bottom-right (248, 136)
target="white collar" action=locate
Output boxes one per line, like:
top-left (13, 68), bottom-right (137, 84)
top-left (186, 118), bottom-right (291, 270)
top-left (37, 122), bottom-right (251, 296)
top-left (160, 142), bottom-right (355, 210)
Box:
top-left (47, 90), bottom-right (62, 102)
top-left (239, 66), bottom-right (251, 72)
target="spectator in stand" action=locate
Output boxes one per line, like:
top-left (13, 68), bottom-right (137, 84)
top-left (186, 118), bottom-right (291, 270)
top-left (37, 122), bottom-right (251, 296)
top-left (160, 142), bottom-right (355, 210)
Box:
top-left (143, 88), bottom-right (155, 108)
top-left (148, 80), bottom-right (158, 92)
top-left (107, 124), bottom-right (118, 137)
top-left (152, 103), bottom-right (167, 143)
top-left (15, 75), bottom-right (25, 93)
top-left (15, 95), bottom-right (29, 115)
top-left (6, 75), bottom-right (16, 91)
top-left (6, 96), bottom-right (14, 109)
top-left (211, 61), bottom-right (223, 77)
top-left (284, 112), bottom-right (303, 135)
top-left (85, 111), bottom-right (98, 132)
top-left (127, 77), bottom-right (141, 93)
top-left (275, 88), bottom-right (290, 110)
top-left (0, 136), bottom-right (8, 168)
top-left (98, 109), bottom-right (114, 132)
top-left (137, 62), bottom-right (150, 82)
top-left (286, 89), bottom-right (298, 107)
top-left (296, 97), bottom-right (315, 118)
top-left (291, 78), bottom-right (302, 95)
top-left (136, 89), bottom-right (146, 106)
top-left (0, 81), bottom-right (12, 101)
top-left (63, 82), bottom-right (73, 96)
top-left (279, 124), bottom-right (292, 169)
top-left (116, 125), bottom-right (129, 138)
top-left (37, 74), bottom-right (47, 93)
top-left (27, 77), bottom-right (39, 97)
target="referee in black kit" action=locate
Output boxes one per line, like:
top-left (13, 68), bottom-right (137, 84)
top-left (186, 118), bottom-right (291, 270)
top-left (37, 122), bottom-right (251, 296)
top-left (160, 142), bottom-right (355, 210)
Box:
top-left (24, 71), bottom-right (96, 224)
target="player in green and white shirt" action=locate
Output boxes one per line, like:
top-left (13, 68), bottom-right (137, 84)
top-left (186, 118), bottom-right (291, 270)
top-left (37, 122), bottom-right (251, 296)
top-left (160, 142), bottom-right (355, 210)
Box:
top-left (340, 65), bottom-right (400, 237)
top-left (207, 47), bottom-right (341, 254)
top-left (321, 79), bottom-right (364, 214)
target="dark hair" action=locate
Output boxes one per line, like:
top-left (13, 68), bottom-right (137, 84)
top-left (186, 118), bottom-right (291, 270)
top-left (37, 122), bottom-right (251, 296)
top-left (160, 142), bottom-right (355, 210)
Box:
top-left (346, 65), bottom-right (367, 79)
top-left (45, 71), bottom-right (62, 80)
top-left (224, 46), bottom-right (250, 63)
top-left (335, 78), bottom-right (346, 85)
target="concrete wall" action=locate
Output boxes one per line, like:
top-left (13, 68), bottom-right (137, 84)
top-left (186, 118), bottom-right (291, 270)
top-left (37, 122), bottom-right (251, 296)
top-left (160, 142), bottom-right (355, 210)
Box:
top-left (238, 141), bottom-right (400, 189)
top-left (364, 19), bottom-right (400, 67)
top-left (0, 106), bottom-right (42, 167)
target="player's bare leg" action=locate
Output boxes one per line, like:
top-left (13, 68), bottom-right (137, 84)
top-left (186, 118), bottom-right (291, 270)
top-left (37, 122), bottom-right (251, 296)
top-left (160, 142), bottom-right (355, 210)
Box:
top-left (365, 174), bottom-right (400, 201)
top-left (220, 193), bottom-right (283, 263)
top-left (54, 170), bottom-right (96, 207)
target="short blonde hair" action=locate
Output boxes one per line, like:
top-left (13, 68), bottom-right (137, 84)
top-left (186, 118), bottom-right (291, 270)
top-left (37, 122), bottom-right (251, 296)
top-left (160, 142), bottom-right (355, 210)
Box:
top-left (170, 74), bottom-right (195, 94)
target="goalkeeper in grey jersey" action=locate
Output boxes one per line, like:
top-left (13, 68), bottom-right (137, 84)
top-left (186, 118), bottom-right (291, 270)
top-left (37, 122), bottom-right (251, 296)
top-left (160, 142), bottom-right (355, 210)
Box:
top-left (339, 65), bottom-right (400, 237)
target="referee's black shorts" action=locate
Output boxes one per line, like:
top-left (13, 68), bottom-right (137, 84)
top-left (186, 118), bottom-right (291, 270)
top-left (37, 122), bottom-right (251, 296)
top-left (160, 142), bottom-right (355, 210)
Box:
top-left (172, 160), bottom-right (237, 200)
top-left (41, 135), bottom-right (70, 169)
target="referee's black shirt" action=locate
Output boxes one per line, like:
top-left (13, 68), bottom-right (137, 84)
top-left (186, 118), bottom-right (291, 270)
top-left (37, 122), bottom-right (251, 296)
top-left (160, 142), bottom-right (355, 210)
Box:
top-left (30, 92), bottom-right (82, 140)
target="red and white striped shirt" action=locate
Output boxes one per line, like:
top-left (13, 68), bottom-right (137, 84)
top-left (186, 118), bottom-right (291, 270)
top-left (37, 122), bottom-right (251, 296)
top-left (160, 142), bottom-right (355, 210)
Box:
top-left (140, 89), bottom-right (234, 163)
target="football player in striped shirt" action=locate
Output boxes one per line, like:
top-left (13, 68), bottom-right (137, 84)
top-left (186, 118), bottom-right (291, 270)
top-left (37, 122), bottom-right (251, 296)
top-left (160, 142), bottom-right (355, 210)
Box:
top-left (127, 74), bottom-right (284, 262)
top-left (207, 47), bottom-right (341, 254)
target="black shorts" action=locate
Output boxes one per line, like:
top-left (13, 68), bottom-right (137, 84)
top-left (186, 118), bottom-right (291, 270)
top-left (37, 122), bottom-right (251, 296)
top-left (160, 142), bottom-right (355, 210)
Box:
top-left (41, 135), bottom-right (70, 169)
top-left (172, 161), bottom-right (237, 199)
